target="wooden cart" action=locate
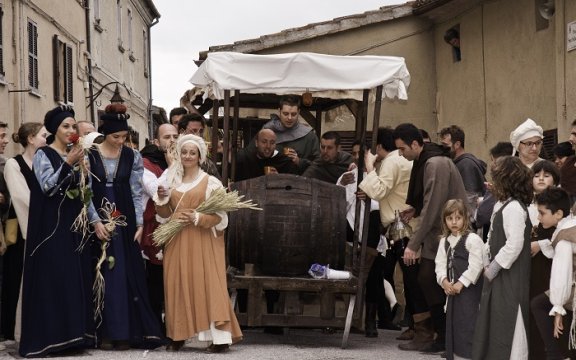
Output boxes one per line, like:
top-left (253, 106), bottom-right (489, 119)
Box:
top-left (188, 52), bottom-right (411, 348)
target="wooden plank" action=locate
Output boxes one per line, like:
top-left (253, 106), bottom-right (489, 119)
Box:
top-left (320, 292), bottom-right (335, 320)
top-left (284, 292), bottom-right (303, 315)
top-left (341, 294), bottom-right (356, 349)
top-left (246, 280), bottom-right (263, 326)
top-left (229, 276), bottom-right (358, 293)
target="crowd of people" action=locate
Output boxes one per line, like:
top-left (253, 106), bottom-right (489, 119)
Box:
top-left (0, 93), bottom-right (575, 360)
top-left (0, 103), bottom-right (241, 357)
top-left (233, 95), bottom-right (576, 360)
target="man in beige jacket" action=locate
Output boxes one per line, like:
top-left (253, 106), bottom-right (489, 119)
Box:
top-left (359, 127), bottom-right (423, 342)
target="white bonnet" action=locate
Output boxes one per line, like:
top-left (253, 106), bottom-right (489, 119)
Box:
top-left (509, 118), bottom-right (543, 154)
top-left (176, 134), bottom-right (207, 164)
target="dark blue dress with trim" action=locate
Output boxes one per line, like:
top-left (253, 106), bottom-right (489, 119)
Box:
top-left (88, 146), bottom-right (163, 348)
top-left (19, 146), bottom-right (94, 358)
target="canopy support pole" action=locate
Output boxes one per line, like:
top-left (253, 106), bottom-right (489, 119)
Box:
top-left (221, 90), bottom-right (231, 186)
top-left (231, 90), bottom-right (240, 182)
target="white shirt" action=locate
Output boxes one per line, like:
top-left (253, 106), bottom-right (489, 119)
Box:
top-left (435, 232), bottom-right (484, 287)
top-left (4, 158), bottom-right (30, 239)
top-left (336, 167), bottom-right (379, 237)
top-left (486, 200), bottom-right (528, 269)
top-left (548, 216), bottom-right (576, 316)
top-left (142, 168), bottom-right (160, 209)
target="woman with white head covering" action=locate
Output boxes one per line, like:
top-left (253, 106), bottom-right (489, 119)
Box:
top-left (510, 118), bottom-right (544, 168)
top-left (155, 134), bottom-right (242, 353)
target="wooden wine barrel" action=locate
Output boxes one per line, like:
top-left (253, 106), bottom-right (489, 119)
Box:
top-left (228, 174), bottom-right (347, 277)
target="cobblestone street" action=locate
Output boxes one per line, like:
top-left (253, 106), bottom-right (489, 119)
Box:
top-left (0, 328), bottom-right (443, 360)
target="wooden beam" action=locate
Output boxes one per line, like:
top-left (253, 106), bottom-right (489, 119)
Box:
top-left (231, 90), bottom-right (240, 182)
top-left (299, 109), bottom-right (317, 129)
top-left (222, 90), bottom-right (230, 186)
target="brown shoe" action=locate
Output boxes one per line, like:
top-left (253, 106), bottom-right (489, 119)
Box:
top-left (398, 339), bottom-right (434, 351)
top-left (166, 340), bottom-right (185, 352)
top-left (397, 314), bottom-right (434, 352)
top-left (206, 344), bottom-right (229, 353)
top-left (396, 328), bottom-right (414, 340)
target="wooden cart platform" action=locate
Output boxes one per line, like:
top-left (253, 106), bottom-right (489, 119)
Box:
top-left (229, 275), bottom-right (358, 349)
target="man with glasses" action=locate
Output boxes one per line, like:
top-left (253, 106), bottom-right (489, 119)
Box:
top-left (510, 118), bottom-right (544, 168)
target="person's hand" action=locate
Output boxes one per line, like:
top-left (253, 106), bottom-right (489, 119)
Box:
top-left (134, 226), bottom-right (143, 243)
top-left (178, 211), bottom-right (198, 224)
top-left (441, 279), bottom-right (453, 295)
top-left (94, 222), bottom-right (110, 241)
top-left (285, 148), bottom-right (300, 165)
top-left (365, 151), bottom-right (377, 173)
top-left (530, 241), bottom-right (541, 257)
top-left (267, 167), bottom-right (279, 175)
top-left (400, 207), bottom-right (416, 223)
top-left (484, 182), bottom-right (493, 192)
top-left (355, 190), bottom-right (367, 201)
top-left (66, 145), bottom-right (84, 166)
top-left (340, 171), bottom-right (355, 186)
top-left (403, 247), bottom-right (419, 266)
top-left (0, 193), bottom-right (6, 205)
top-left (554, 313), bottom-right (564, 338)
top-left (157, 185), bottom-right (168, 200)
top-left (452, 281), bottom-right (464, 295)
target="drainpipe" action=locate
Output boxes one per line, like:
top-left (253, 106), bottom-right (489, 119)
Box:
top-left (147, 16), bottom-right (160, 140)
top-left (83, 0), bottom-right (96, 124)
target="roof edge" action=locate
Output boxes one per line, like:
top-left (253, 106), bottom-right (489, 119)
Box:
top-left (199, 3), bottom-right (414, 60)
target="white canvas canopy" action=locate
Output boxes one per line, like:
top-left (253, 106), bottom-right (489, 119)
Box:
top-left (189, 52), bottom-right (410, 101)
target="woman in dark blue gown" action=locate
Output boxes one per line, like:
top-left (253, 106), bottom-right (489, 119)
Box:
top-left (19, 106), bottom-right (96, 357)
top-left (89, 103), bottom-right (163, 350)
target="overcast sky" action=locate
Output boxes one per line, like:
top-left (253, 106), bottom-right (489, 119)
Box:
top-left (150, 0), bottom-right (406, 112)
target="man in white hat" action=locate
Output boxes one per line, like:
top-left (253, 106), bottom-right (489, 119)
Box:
top-left (510, 118), bottom-right (544, 168)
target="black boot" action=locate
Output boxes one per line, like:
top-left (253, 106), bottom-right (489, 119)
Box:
top-left (365, 302), bottom-right (378, 338)
top-left (377, 301), bottom-right (401, 330)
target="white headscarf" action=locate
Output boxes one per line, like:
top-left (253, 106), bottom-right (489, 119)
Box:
top-left (166, 134), bottom-right (208, 189)
top-left (509, 118), bottom-right (543, 155)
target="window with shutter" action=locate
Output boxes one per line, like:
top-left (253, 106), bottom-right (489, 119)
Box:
top-left (53, 35), bottom-right (61, 100)
top-left (65, 45), bottom-right (73, 103)
top-left (28, 20), bottom-right (38, 90)
top-left (53, 35), bottom-right (74, 104)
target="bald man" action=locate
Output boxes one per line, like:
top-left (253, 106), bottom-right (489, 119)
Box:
top-left (76, 121), bottom-right (96, 136)
top-left (235, 129), bottom-right (299, 181)
top-left (139, 123), bottom-right (178, 331)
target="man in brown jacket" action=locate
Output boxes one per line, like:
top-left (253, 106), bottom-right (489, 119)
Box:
top-left (393, 123), bottom-right (468, 353)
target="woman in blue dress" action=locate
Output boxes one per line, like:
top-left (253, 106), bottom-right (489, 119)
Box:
top-left (19, 105), bottom-right (97, 357)
top-left (89, 103), bottom-right (163, 350)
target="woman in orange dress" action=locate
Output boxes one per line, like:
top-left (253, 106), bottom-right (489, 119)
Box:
top-left (155, 134), bottom-right (242, 353)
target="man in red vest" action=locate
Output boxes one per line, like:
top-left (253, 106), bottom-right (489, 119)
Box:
top-left (140, 123), bottom-right (178, 333)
